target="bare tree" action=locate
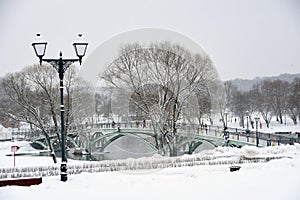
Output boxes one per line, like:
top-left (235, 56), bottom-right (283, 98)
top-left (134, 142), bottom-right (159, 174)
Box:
top-left (71, 79), bottom-right (95, 127)
top-left (287, 78), bottom-right (300, 125)
top-left (230, 90), bottom-right (247, 128)
top-left (224, 81), bottom-right (238, 109)
top-left (254, 82), bottom-right (273, 128)
top-left (261, 80), bottom-right (289, 124)
top-left (63, 66), bottom-right (95, 129)
top-left (0, 64), bottom-right (93, 163)
top-left (101, 42), bottom-right (220, 156)
top-left (0, 65), bottom-right (59, 162)
top-left (184, 82), bottom-right (212, 125)
top-left (222, 81), bottom-right (238, 126)
top-left (25, 65), bottom-right (60, 137)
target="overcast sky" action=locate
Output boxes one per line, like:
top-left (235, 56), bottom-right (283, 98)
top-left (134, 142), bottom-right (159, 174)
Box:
top-left (0, 0), bottom-right (299, 80)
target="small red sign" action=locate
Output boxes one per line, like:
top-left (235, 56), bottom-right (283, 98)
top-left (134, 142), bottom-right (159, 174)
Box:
top-left (11, 146), bottom-right (19, 152)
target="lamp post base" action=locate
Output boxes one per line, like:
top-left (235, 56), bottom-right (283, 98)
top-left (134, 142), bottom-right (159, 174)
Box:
top-left (60, 163), bottom-right (67, 182)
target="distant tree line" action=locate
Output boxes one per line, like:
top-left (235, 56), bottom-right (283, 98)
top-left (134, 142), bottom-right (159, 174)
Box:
top-left (225, 78), bottom-right (300, 127)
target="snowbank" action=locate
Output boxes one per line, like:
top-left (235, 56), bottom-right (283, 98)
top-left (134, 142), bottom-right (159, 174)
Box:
top-left (0, 146), bottom-right (300, 200)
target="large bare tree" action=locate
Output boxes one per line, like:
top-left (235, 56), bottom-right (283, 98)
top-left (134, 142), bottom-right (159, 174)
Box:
top-left (0, 65), bottom-right (59, 162)
top-left (0, 64), bottom-right (93, 162)
top-left (101, 42), bottom-right (220, 156)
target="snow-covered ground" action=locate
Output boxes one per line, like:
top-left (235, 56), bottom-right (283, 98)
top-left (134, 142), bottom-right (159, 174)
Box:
top-left (0, 141), bottom-right (55, 168)
top-left (1, 140), bottom-right (300, 200)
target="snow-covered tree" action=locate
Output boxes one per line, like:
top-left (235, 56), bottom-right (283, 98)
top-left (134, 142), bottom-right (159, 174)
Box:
top-left (0, 64), bottom-right (94, 162)
top-left (101, 42), bottom-right (221, 156)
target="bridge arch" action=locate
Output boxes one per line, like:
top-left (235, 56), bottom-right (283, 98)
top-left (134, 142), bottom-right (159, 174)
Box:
top-left (90, 130), bottom-right (158, 152)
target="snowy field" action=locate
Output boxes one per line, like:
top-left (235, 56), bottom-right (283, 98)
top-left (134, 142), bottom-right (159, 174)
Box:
top-left (1, 141), bottom-right (300, 200)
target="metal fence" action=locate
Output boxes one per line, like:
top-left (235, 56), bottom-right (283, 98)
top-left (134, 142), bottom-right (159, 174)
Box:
top-left (197, 125), bottom-right (298, 147)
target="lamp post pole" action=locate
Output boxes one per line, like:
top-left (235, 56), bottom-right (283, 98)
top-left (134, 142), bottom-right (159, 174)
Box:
top-left (255, 117), bottom-right (260, 147)
top-left (44, 54), bottom-right (79, 181)
top-left (245, 111), bottom-right (250, 142)
top-left (224, 112), bottom-right (228, 129)
top-left (223, 111), bottom-right (229, 146)
top-left (32, 34), bottom-right (88, 182)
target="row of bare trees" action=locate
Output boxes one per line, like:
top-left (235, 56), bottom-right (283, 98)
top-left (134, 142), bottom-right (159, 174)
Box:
top-left (225, 78), bottom-right (300, 127)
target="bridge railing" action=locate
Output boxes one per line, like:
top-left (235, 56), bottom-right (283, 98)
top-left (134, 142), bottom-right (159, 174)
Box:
top-left (193, 125), bottom-right (298, 147)
top-left (68, 121), bottom-right (154, 130)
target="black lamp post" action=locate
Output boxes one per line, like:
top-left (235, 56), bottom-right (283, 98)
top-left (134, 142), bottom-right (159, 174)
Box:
top-left (245, 110), bottom-right (250, 142)
top-left (254, 117), bottom-right (260, 147)
top-left (32, 33), bottom-right (88, 182)
top-left (223, 111), bottom-right (229, 145)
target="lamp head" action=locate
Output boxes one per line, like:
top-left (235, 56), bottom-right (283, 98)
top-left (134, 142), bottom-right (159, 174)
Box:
top-left (73, 34), bottom-right (88, 65)
top-left (32, 33), bottom-right (47, 65)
